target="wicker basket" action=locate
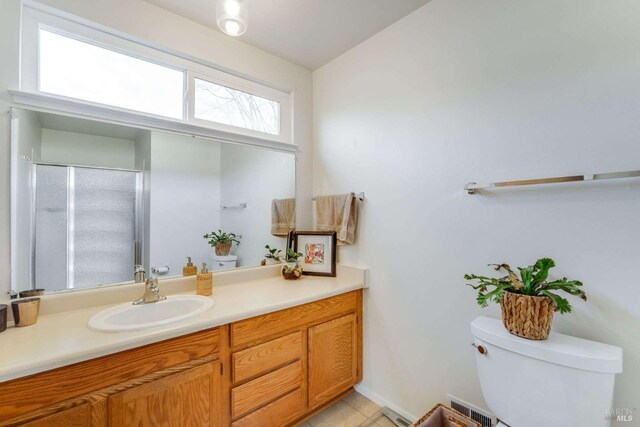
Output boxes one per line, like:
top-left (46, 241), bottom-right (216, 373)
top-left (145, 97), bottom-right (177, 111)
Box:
top-left (414, 403), bottom-right (481, 427)
top-left (215, 242), bottom-right (232, 256)
top-left (500, 291), bottom-right (555, 340)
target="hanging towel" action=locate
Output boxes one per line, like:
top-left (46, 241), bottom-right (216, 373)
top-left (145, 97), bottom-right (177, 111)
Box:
top-left (271, 198), bottom-right (296, 237)
top-left (315, 193), bottom-right (359, 245)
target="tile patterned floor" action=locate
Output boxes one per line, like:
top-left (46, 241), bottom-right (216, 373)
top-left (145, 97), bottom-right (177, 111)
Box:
top-left (298, 391), bottom-right (398, 427)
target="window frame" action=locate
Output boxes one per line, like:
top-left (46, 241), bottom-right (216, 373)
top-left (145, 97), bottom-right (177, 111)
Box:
top-left (36, 26), bottom-right (189, 121)
top-left (19, 2), bottom-right (293, 146)
top-left (188, 70), bottom-right (290, 139)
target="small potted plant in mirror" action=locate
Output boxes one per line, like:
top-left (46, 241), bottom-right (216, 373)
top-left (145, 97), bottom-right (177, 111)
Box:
top-left (262, 245), bottom-right (282, 266)
top-left (281, 248), bottom-right (303, 280)
top-left (203, 230), bottom-right (240, 256)
top-left (465, 258), bottom-right (586, 340)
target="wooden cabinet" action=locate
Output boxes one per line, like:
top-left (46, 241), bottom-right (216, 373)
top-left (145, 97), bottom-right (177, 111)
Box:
top-left (232, 331), bottom-right (303, 384)
top-left (231, 388), bottom-right (305, 427)
top-left (0, 290), bottom-right (363, 427)
top-left (0, 329), bottom-right (220, 423)
top-left (308, 314), bottom-right (358, 408)
top-left (228, 290), bottom-right (362, 426)
top-left (109, 361), bottom-right (222, 427)
top-left (230, 292), bottom-right (358, 348)
top-left (17, 404), bottom-right (92, 427)
top-left (231, 361), bottom-right (303, 419)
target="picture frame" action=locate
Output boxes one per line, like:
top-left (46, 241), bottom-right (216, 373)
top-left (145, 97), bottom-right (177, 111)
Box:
top-left (290, 231), bottom-right (337, 277)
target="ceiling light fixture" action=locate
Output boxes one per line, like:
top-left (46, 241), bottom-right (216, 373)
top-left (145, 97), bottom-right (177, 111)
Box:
top-left (216, 0), bottom-right (248, 37)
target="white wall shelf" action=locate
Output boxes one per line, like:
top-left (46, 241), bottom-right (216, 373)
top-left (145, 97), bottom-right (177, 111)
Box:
top-left (465, 170), bottom-right (640, 194)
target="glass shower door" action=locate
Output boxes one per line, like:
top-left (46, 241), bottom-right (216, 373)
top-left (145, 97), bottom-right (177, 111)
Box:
top-left (33, 165), bottom-right (141, 291)
top-left (71, 167), bottom-right (138, 289)
top-left (34, 165), bottom-right (68, 291)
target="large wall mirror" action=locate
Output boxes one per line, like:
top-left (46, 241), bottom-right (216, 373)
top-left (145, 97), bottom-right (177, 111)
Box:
top-left (10, 108), bottom-right (296, 294)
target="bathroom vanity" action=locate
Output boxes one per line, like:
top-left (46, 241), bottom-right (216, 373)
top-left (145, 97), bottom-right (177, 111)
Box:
top-left (2, 23), bottom-right (367, 425)
top-left (0, 266), bottom-right (365, 426)
top-left (2, 105), bottom-right (364, 426)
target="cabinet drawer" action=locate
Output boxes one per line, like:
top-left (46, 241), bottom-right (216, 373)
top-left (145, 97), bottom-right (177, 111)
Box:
top-left (231, 388), bottom-right (305, 427)
top-left (231, 361), bottom-right (303, 419)
top-left (231, 291), bottom-right (358, 348)
top-left (232, 331), bottom-right (303, 384)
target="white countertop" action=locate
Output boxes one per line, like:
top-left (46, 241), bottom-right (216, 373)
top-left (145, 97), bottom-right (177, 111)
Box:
top-left (0, 265), bottom-right (366, 383)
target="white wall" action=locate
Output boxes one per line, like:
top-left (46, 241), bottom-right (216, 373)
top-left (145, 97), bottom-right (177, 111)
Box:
top-left (220, 144), bottom-right (296, 267)
top-left (149, 132), bottom-right (221, 277)
top-left (40, 129), bottom-right (135, 169)
top-left (0, 0), bottom-right (22, 299)
top-left (313, 0), bottom-right (640, 421)
top-left (11, 109), bottom-right (42, 292)
top-left (0, 0), bottom-right (313, 296)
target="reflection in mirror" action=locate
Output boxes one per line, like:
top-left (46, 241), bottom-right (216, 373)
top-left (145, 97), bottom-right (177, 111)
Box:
top-left (10, 108), bottom-right (296, 294)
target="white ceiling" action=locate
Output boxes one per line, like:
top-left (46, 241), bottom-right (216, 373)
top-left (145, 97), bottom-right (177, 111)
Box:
top-left (144, 0), bottom-right (430, 70)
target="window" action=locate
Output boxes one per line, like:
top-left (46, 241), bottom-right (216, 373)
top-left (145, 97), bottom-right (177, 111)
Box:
top-left (195, 78), bottom-right (280, 135)
top-left (20, 3), bottom-right (292, 144)
top-left (39, 29), bottom-right (185, 119)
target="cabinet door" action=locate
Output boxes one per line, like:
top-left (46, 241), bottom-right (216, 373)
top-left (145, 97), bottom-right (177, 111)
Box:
top-left (108, 361), bottom-right (221, 427)
top-left (308, 314), bottom-right (358, 407)
top-left (17, 403), bottom-right (91, 427)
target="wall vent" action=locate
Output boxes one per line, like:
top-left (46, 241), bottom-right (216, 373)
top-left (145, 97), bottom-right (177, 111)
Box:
top-left (446, 395), bottom-right (497, 427)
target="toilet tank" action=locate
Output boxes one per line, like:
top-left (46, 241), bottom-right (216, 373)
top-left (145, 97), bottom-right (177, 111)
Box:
top-left (210, 254), bottom-right (238, 271)
top-left (471, 317), bottom-right (622, 427)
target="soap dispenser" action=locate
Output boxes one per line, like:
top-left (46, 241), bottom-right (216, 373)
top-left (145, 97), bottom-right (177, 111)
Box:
top-left (196, 262), bottom-right (213, 296)
top-left (183, 257), bottom-right (198, 277)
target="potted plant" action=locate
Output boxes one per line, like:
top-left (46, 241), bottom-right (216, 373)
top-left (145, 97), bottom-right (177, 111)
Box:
top-left (465, 258), bottom-right (586, 340)
top-left (203, 230), bottom-right (240, 256)
top-left (263, 245), bottom-right (282, 266)
top-left (281, 248), bottom-right (303, 280)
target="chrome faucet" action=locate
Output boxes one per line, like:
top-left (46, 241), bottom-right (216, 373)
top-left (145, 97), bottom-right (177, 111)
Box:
top-left (134, 265), bottom-right (146, 283)
top-left (133, 277), bottom-right (166, 305)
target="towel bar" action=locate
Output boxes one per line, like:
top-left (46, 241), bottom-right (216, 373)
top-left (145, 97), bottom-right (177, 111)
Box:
top-left (220, 203), bottom-right (247, 209)
top-left (312, 192), bottom-right (365, 201)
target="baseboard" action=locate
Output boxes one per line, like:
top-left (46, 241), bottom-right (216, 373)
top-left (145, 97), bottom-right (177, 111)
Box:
top-left (354, 384), bottom-right (418, 422)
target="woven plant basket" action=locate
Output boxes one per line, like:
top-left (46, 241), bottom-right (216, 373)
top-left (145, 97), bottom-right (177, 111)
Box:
top-left (500, 291), bottom-right (555, 340)
top-left (215, 242), bottom-right (232, 256)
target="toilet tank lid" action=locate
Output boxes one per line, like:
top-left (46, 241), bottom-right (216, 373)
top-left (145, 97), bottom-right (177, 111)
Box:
top-left (211, 255), bottom-right (238, 262)
top-left (471, 316), bottom-right (622, 374)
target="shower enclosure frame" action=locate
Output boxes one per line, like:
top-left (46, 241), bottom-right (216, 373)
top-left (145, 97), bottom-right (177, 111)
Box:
top-left (30, 162), bottom-right (144, 291)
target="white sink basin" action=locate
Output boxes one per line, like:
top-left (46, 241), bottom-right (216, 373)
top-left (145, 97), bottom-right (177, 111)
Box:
top-left (88, 295), bottom-right (214, 332)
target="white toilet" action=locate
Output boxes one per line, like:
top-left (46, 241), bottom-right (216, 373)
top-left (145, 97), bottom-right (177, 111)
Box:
top-left (471, 316), bottom-right (622, 427)
top-left (210, 254), bottom-right (238, 271)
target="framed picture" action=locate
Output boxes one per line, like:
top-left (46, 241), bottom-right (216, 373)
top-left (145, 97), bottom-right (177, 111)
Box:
top-left (290, 231), bottom-right (337, 277)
